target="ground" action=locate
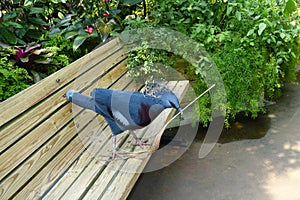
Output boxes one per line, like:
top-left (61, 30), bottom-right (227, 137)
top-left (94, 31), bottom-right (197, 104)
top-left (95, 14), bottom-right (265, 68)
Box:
top-left (128, 81), bottom-right (300, 200)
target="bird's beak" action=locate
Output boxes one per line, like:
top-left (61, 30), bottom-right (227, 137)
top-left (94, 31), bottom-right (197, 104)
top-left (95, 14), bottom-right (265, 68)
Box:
top-left (177, 107), bottom-right (184, 120)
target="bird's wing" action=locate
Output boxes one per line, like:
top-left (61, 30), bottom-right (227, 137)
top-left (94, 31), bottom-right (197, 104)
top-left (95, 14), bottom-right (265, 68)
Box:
top-left (111, 110), bottom-right (130, 127)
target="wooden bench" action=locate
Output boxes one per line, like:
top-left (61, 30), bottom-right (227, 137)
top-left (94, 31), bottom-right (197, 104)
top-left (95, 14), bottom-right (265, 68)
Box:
top-left (0, 37), bottom-right (189, 199)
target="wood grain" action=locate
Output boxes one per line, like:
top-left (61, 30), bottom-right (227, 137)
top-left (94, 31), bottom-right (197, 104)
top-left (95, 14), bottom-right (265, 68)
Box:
top-left (0, 37), bottom-right (124, 127)
top-left (82, 81), bottom-right (189, 200)
top-left (0, 57), bottom-right (127, 199)
top-left (8, 74), bottom-right (136, 200)
top-left (0, 50), bottom-right (126, 154)
top-left (0, 34), bottom-right (190, 200)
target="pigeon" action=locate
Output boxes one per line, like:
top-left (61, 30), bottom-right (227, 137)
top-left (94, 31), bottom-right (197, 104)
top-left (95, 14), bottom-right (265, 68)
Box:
top-left (66, 87), bottom-right (182, 158)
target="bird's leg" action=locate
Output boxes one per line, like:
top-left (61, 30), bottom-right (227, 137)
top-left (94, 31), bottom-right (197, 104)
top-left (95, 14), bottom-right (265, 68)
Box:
top-left (112, 134), bottom-right (118, 159)
top-left (130, 131), bottom-right (149, 147)
top-left (111, 134), bottom-right (125, 159)
top-left (179, 110), bottom-right (184, 121)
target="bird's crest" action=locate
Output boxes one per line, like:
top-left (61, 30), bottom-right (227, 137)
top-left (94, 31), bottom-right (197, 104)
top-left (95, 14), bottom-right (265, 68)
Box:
top-left (143, 78), bottom-right (171, 98)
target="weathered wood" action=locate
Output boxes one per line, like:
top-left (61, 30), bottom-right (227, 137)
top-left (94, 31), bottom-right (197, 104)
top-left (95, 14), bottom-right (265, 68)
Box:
top-left (0, 49), bottom-right (126, 154)
top-left (7, 73), bottom-right (137, 200)
top-left (0, 61), bottom-right (127, 181)
top-left (0, 37), bottom-right (124, 127)
top-left (0, 64), bottom-right (130, 200)
top-left (90, 81), bottom-right (189, 200)
top-left (0, 36), bottom-right (190, 200)
top-left (40, 79), bottom-right (143, 200)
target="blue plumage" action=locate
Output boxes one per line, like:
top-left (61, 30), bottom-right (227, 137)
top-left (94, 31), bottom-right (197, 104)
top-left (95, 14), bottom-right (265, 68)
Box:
top-left (66, 87), bottom-right (182, 158)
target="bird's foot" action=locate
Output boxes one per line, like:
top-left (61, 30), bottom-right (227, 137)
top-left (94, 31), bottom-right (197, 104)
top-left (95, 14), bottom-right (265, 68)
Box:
top-left (112, 149), bottom-right (128, 160)
top-left (132, 139), bottom-right (150, 148)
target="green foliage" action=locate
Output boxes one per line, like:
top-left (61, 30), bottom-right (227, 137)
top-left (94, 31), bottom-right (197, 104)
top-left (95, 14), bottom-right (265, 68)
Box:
top-left (124, 0), bottom-right (299, 125)
top-left (48, 0), bottom-right (147, 51)
top-left (40, 33), bottom-right (86, 73)
top-left (0, 47), bottom-right (32, 101)
top-left (0, 0), bottom-right (149, 101)
top-left (0, 0), bottom-right (299, 127)
top-left (212, 41), bottom-right (281, 119)
top-left (126, 42), bottom-right (175, 80)
top-left (0, 0), bottom-right (67, 45)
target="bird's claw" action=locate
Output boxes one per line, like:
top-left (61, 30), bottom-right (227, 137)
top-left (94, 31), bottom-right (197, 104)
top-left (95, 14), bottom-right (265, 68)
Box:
top-left (112, 149), bottom-right (129, 160)
top-left (132, 139), bottom-right (150, 147)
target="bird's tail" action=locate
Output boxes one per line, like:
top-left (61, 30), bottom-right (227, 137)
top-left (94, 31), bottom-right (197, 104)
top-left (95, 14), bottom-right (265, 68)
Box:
top-left (66, 90), bottom-right (95, 111)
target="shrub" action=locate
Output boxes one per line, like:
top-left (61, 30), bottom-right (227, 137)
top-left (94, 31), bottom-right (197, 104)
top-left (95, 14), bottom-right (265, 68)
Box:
top-left (125, 0), bottom-right (299, 125)
top-left (0, 47), bottom-right (32, 101)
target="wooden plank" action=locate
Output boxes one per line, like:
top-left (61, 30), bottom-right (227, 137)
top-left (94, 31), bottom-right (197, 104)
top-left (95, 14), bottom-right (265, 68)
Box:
top-left (0, 64), bottom-right (128, 200)
top-left (0, 105), bottom-right (72, 181)
top-left (43, 80), bottom-right (143, 200)
top-left (82, 81), bottom-right (189, 200)
top-left (0, 50), bottom-right (126, 154)
top-left (0, 37), bottom-right (124, 127)
top-left (10, 74), bottom-right (136, 200)
top-left (0, 115), bottom-right (79, 200)
top-left (101, 81), bottom-right (189, 200)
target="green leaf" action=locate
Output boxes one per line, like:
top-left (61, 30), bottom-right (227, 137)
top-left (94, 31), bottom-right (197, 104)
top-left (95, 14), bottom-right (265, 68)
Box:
top-left (15, 28), bottom-right (27, 38)
top-left (58, 12), bottom-right (65, 19)
top-left (109, 9), bottom-right (122, 16)
top-left (26, 29), bottom-right (43, 39)
top-left (28, 17), bottom-right (48, 26)
top-left (3, 12), bottom-right (17, 21)
top-left (29, 7), bottom-right (44, 14)
top-left (64, 31), bottom-right (78, 40)
top-left (3, 22), bottom-right (23, 29)
top-left (258, 23), bottom-right (267, 36)
top-left (226, 7), bottom-right (233, 16)
top-left (277, 58), bottom-right (283, 64)
top-left (49, 28), bottom-right (60, 35)
top-left (247, 29), bottom-right (254, 37)
top-left (0, 27), bottom-right (17, 44)
top-left (54, 14), bottom-right (73, 28)
top-left (123, 0), bottom-right (143, 6)
top-left (280, 32), bottom-right (285, 39)
top-left (271, 36), bottom-right (276, 43)
top-left (16, 38), bottom-right (26, 45)
top-left (73, 34), bottom-right (89, 51)
top-left (24, 0), bottom-right (33, 7)
top-left (284, 0), bottom-right (296, 17)
top-left (236, 11), bottom-right (241, 21)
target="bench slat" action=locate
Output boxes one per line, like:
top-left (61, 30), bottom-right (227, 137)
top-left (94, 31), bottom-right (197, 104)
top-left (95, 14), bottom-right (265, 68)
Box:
top-left (8, 74), bottom-right (137, 200)
top-left (45, 81), bottom-right (188, 200)
top-left (0, 33), bottom-right (190, 200)
top-left (0, 63), bottom-right (128, 200)
top-left (41, 80), bottom-right (143, 200)
top-left (0, 38), bottom-right (123, 127)
top-left (0, 48), bottom-right (126, 154)
top-left (83, 81), bottom-right (189, 200)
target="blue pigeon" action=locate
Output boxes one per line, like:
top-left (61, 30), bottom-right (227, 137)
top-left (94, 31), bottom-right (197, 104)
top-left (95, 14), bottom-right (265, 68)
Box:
top-left (66, 88), bottom-right (182, 158)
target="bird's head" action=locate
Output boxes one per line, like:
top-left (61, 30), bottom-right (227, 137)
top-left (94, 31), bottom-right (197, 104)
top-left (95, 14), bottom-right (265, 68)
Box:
top-left (160, 92), bottom-right (182, 115)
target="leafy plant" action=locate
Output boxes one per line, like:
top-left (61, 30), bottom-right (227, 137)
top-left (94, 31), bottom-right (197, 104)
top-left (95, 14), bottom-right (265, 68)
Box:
top-left (0, 47), bottom-right (32, 101)
top-left (0, 0), bottom-right (71, 45)
top-left (48, 0), bottom-right (148, 51)
top-left (125, 0), bottom-right (299, 126)
top-left (126, 41), bottom-right (175, 81)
